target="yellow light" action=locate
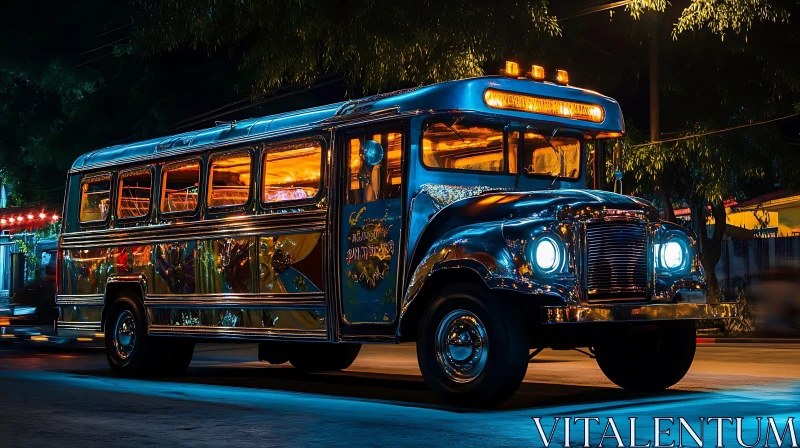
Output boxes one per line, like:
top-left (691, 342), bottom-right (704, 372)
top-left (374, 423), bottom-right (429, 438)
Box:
top-left (503, 61), bottom-right (520, 77)
top-left (595, 132), bottom-right (624, 139)
top-left (528, 65), bottom-right (546, 81)
top-left (556, 69), bottom-right (569, 85)
top-left (31, 335), bottom-right (48, 341)
top-left (1, 334), bottom-right (15, 338)
top-left (95, 333), bottom-right (105, 338)
top-left (483, 89), bottom-right (605, 123)
top-left (77, 337), bottom-right (93, 342)
top-left (0, 318), bottom-right (10, 326)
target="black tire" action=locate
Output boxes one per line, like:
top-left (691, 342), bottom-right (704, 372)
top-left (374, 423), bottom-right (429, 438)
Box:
top-left (417, 284), bottom-right (529, 407)
top-left (594, 321), bottom-right (696, 390)
top-left (258, 341), bottom-right (291, 365)
top-left (104, 291), bottom-right (156, 377)
top-left (162, 340), bottom-right (195, 376)
top-left (288, 343), bottom-right (361, 371)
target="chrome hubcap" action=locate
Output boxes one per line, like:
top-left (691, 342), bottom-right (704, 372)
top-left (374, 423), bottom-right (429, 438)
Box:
top-left (113, 310), bottom-right (137, 360)
top-left (435, 309), bottom-right (488, 383)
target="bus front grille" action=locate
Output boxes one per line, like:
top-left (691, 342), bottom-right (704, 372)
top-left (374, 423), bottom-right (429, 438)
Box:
top-left (585, 221), bottom-right (648, 302)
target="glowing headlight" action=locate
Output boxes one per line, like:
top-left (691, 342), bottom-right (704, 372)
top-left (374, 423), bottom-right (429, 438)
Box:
top-left (660, 240), bottom-right (685, 270)
top-left (534, 236), bottom-right (561, 273)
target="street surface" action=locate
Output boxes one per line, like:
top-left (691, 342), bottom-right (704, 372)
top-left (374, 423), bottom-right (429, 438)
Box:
top-left (0, 342), bottom-right (799, 446)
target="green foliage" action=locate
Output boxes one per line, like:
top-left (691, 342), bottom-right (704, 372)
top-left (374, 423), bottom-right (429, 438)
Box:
top-left (672, 0), bottom-right (790, 39)
top-left (624, 0), bottom-right (789, 39)
top-left (132, 0), bottom-right (561, 94)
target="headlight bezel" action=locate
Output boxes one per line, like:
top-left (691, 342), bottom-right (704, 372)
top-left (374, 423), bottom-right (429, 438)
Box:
top-left (530, 234), bottom-right (566, 275)
top-left (655, 231), bottom-right (693, 275)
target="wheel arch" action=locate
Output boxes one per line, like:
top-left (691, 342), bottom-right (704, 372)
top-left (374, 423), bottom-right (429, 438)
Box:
top-left (397, 267), bottom-right (487, 342)
top-left (102, 275), bottom-right (147, 328)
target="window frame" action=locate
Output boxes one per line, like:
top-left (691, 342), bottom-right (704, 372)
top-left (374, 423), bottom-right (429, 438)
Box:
top-left (116, 166), bottom-right (155, 222)
top-left (159, 157), bottom-right (204, 218)
top-left (206, 147), bottom-right (255, 212)
top-left (419, 116), bottom-right (512, 177)
top-left (343, 124), bottom-right (406, 205)
top-left (520, 130), bottom-right (585, 184)
top-left (78, 172), bottom-right (114, 226)
top-left (259, 136), bottom-right (326, 210)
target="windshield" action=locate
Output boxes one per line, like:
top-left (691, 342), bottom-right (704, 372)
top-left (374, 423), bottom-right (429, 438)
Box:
top-left (422, 117), bottom-right (582, 181)
top-left (517, 132), bottom-right (581, 180)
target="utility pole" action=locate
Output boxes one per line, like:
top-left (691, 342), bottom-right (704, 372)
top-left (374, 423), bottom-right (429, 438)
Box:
top-left (649, 19), bottom-right (660, 143)
top-left (649, 16), bottom-right (676, 222)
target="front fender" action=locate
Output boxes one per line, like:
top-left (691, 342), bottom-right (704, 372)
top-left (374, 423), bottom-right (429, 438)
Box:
top-left (400, 219), bottom-right (580, 326)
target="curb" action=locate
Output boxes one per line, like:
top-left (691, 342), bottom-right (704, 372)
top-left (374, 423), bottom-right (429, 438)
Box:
top-left (697, 337), bottom-right (800, 344)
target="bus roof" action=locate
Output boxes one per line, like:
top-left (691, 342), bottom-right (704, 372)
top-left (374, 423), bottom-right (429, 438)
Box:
top-left (70, 76), bottom-right (624, 171)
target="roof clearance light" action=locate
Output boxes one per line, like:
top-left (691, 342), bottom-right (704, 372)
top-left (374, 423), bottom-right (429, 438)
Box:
top-left (52, 214), bottom-right (59, 221)
top-left (8, 217), bottom-right (14, 223)
top-left (527, 65), bottom-right (546, 81)
top-left (502, 61), bottom-right (520, 77)
top-left (483, 89), bottom-right (605, 123)
top-left (0, 219), bottom-right (5, 225)
top-left (39, 212), bottom-right (46, 219)
top-left (27, 214), bottom-right (33, 220)
top-left (556, 70), bottom-right (569, 85)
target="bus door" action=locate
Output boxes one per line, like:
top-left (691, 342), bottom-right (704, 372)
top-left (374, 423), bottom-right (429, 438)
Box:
top-left (339, 124), bottom-right (405, 326)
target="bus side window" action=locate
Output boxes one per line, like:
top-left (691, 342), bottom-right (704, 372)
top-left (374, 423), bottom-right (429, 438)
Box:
top-left (79, 174), bottom-right (112, 223)
top-left (262, 141), bottom-right (322, 204)
top-left (208, 151), bottom-right (251, 208)
top-left (161, 160), bottom-right (200, 213)
top-left (117, 168), bottom-right (152, 219)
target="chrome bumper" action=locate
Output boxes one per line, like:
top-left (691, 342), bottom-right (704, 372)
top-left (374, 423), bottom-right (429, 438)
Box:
top-left (543, 303), bottom-right (737, 323)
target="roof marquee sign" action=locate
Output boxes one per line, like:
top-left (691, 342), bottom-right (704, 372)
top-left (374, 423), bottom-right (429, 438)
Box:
top-left (483, 88), bottom-right (605, 124)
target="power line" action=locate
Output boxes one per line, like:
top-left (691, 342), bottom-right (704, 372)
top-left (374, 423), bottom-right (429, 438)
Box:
top-left (559, 0), bottom-right (634, 21)
top-left (73, 50), bottom-right (115, 68)
top-left (629, 113), bottom-right (800, 148)
top-left (92, 21), bottom-right (133, 39)
top-left (79, 35), bottom-right (130, 56)
top-left (169, 75), bottom-right (345, 132)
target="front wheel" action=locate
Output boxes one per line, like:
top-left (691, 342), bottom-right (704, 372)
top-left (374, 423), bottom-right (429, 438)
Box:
top-left (417, 284), bottom-right (529, 407)
top-left (594, 321), bottom-right (696, 390)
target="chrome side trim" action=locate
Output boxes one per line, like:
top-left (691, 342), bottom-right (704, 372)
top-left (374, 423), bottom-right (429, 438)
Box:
top-left (56, 295), bottom-right (105, 305)
top-left (61, 210), bottom-right (327, 248)
top-left (543, 303), bottom-right (737, 323)
top-left (144, 293), bottom-right (325, 307)
top-left (147, 325), bottom-right (327, 340)
top-left (57, 321), bottom-right (103, 332)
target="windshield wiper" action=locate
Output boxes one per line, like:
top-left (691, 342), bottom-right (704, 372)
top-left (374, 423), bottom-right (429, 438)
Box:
top-left (522, 126), bottom-right (566, 188)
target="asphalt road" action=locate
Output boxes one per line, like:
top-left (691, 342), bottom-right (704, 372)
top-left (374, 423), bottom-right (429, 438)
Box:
top-left (0, 342), bottom-right (798, 447)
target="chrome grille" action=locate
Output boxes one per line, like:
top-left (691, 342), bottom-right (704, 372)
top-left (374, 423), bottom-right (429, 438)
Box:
top-left (585, 221), bottom-right (648, 301)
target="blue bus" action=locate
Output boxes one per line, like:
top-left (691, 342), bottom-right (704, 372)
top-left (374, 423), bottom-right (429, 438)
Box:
top-left (58, 66), bottom-right (735, 405)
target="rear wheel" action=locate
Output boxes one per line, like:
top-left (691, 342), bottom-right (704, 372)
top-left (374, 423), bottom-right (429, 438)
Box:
top-left (417, 284), bottom-right (529, 407)
top-left (105, 292), bottom-right (155, 377)
top-left (288, 343), bottom-right (361, 372)
top-left (593, 321), bottom-right (696, 390)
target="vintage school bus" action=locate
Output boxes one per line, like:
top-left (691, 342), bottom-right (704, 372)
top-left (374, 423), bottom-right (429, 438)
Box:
top-left (58, 65), bottom-right (735, 405)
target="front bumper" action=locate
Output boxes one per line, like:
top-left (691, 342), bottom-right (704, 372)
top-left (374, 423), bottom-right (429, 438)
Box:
top-left (543, 302), bottom-right (737, 323)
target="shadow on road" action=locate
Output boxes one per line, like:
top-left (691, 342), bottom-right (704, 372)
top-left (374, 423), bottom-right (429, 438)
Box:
top-left (61, 364), bottom-right (695, 412)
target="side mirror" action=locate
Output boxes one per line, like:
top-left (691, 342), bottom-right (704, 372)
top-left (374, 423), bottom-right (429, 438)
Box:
top-left (360, 140), bottom-right (384, 166)
top-left (612, 141), bottom-right (625, 181)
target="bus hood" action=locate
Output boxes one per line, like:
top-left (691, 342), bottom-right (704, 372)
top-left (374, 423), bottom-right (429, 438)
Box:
top-left (430, 188), bottom-right (659, 225)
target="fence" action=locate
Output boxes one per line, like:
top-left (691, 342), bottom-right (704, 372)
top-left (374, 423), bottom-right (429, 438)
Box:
top-left (716, 236), bottom-right (800, 292)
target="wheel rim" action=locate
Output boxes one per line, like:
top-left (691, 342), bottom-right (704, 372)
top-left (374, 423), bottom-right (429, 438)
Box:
top-left (113, 310), bottom-right (137, 360)
top-left (435, 309), bottom-right (489, 383)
